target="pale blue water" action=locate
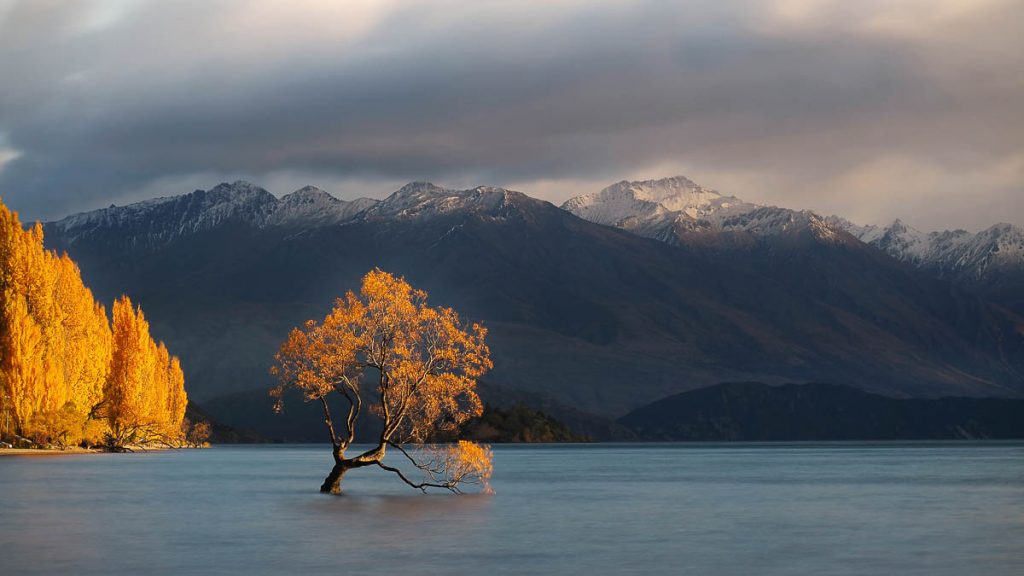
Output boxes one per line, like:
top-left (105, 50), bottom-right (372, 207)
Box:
top-left (1, 443), bottom-right (1022, 575)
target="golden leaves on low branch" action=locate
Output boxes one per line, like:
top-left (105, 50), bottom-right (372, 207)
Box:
top-left (406, 440), bottom-right (495, 494)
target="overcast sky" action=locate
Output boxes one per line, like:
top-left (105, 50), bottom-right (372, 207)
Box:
top-left (0, 0), bottom-right (1021, 230)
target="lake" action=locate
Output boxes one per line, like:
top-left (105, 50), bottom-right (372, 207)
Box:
top-left (1, 443), bottom-right (1022, 575)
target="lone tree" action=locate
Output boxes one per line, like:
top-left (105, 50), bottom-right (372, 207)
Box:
top-left (271, 269), bottom-right (494, 494)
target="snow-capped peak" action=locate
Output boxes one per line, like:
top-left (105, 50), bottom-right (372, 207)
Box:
top-left (366, 182), bottom-right (531, 221)
top-left (281, 185), bottom-right (338, 204)
top-left (196, 181), bottom-right (280, 224)
top-left (205, 180), bottom-right (277, 205)
top-left (265, 185), bottom-right (376, 227)
top-left (563, 175), bottom-right (769, 243)
top-left (563, 175), bottom-right (760, 227)
top-left (380, 181), bottom-right (456, 208)
top-left (602, 176), bottom-right (722, 213)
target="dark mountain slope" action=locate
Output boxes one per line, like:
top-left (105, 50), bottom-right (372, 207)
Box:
top-left (673, 224), bottom-right (1024, 396)
top-left (619, 382), bottom-right (1024, 440)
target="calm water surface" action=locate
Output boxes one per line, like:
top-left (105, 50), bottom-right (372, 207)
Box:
top-left (1, 443), bottom-right (1022, 575)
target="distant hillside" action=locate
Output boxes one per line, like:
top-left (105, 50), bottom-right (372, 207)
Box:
top-left (619, 382), bottom-right (1024, 441)
top-left (201, 383), bottom-right (629, 442)
top-left (184, 401), bottom-right (264, 444)
top-left (453, 405), bottom-right (590, 443)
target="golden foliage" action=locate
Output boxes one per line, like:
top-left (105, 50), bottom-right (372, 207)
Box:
top-left (95, 296), bottom-right (189, 446)
top-left (0, 197), bottom-right (187, 448)
top-left (272, 269), bottom-right (494, 493)
top-left (414, 440), bottom-right (494, 493)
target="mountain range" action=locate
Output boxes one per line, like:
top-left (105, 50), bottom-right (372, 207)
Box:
top-left (564, 177), bottom-right (1024, 315)
top-left (38, 177), bottom-right (1024, 431)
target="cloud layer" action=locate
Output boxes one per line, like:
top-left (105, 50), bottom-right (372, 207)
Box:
top-left (0, 0), bottom-right (1021, 230)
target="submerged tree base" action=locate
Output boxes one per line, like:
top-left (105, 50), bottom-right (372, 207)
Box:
top-left (321, 463), bottom-right (347, 494)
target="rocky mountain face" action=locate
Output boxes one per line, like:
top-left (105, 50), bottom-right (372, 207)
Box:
top-left (362, 181), bottom-right (532, 222)
top-left (833, 218), bottom-right (1024, 280)
top-left (42, 180), bottom-right (1024, 432)
top-left (562, 176), bottom-right (753, 240)
top-left (562, 176), bottom-right (846, 245)
top-left (833, 217), bottom-right (1024, 314)
top-left (266, 186), bottom-right (377, 228)
top-left (48, 181), bottom-right (379, 250)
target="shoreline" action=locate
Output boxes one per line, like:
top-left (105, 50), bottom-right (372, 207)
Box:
top-left (0, 446), bottom-right (179, 456)
top-left (0, 447), bottom-right (101, 456)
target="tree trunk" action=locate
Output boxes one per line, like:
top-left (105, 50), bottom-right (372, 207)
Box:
top-left (320, 444), bottom-right (387, 494)
top-left (321, 460), bottom-right (348, 494)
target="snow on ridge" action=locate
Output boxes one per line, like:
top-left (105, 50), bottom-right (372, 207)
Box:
top-left (561, 175), bottom-right (850, 243)
top-left (607, 176), bottom-right (719, 210)
top-left (49, 178), bottom-right (538, 248)
top-left (267, 186), bottom-right (377, 226)
top-left (280, 185), bottom-right (338, 203)
top-left (568, 175), bottom-right (1023, 276)
top-left (48, 181), bottom-right (378, 245)
top-left (835, 216), bottom-right (1024, 280)
top-left (366, 182), bottom-right (531, 220)
top-left (562, 175), bottom-right (761, 230)
top-left (52, 178), bottom-right (538, 236)
top-left (50, 181), bottom-right (277, 243)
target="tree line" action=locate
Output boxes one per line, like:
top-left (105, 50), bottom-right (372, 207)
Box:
top-left (1, 198), bottom-right (190, 449)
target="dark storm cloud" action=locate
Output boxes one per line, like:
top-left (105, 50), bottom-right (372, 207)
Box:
top-left (0, 0), bottom-right (1021, 229)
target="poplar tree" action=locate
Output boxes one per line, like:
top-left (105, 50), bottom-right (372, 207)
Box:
top-left (0, 197), bottom-right (188, 448)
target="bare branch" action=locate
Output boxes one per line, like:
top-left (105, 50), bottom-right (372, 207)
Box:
top-left (375, 461), bottom-right (460, 494)
top-left (319, 396), bottom-right (339, 449)
top-left (387, 441), bottom-right (445, 477)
